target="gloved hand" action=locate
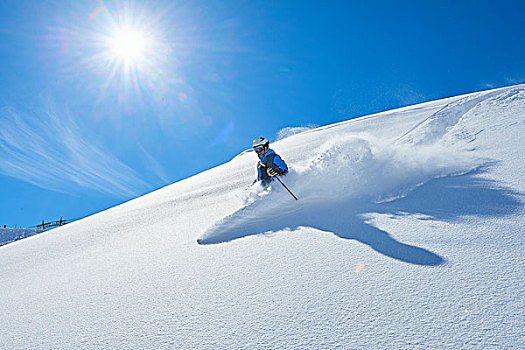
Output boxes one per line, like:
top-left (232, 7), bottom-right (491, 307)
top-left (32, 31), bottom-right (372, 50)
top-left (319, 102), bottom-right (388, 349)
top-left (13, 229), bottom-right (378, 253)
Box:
top-left (267, 168), bottom-right (281, 177)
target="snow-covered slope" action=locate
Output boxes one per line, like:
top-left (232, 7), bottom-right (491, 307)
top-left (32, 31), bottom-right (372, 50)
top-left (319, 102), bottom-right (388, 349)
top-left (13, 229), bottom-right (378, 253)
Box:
top-left (1, 85), bottom-right (524, 349)
top-left (0, 228), bottom-right (41, 246)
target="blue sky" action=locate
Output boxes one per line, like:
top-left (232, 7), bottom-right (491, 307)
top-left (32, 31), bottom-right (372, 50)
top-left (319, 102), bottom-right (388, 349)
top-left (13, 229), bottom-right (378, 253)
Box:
top-left (1, 0), bottom-right (524, 228)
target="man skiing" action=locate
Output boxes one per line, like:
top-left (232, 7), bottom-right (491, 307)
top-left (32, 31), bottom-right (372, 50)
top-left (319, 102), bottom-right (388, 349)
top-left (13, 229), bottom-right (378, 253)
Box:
top-left (253, 137), bottom-right (288, 186)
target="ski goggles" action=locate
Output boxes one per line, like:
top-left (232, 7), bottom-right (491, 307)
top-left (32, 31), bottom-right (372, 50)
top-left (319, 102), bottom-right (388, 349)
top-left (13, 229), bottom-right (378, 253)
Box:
top-left (253, 145), bottom-right (265, 152)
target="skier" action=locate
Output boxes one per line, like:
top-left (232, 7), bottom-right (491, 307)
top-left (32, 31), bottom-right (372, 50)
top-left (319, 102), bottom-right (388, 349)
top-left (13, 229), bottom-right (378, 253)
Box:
top-left (253, 137), bottom-right (288, 186)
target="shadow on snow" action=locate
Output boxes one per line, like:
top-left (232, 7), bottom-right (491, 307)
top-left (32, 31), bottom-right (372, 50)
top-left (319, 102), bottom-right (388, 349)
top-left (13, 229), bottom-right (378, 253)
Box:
top-left (198, 168), bottom-right (523, 266)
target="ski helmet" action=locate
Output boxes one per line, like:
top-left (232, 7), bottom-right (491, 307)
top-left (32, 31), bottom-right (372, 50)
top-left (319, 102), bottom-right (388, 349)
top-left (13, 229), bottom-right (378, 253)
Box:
top-left (253, 137), bottom-right (269, 153)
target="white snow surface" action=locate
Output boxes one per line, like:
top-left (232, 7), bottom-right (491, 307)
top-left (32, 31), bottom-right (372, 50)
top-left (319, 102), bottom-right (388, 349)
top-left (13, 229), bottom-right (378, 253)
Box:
top-left (0, 228), bottom-right (41, 246)
top-left (1, 85), bottom-right (524, 349)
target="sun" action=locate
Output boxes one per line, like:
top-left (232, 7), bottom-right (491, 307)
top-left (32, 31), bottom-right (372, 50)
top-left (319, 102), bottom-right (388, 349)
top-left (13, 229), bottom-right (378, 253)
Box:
top-left (80, 5), bottom-right (175, 101)
top-left (109, 26), bottom-right (150, 63)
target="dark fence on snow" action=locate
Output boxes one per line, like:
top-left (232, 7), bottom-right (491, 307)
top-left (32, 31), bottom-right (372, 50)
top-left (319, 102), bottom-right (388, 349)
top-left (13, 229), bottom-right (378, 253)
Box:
top-left (35, 217), bottom-right (68, 231)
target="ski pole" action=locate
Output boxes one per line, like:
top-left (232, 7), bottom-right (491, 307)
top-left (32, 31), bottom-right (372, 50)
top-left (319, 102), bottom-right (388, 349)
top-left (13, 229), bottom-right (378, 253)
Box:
top-left (275, 176), bottom-right (298, 200)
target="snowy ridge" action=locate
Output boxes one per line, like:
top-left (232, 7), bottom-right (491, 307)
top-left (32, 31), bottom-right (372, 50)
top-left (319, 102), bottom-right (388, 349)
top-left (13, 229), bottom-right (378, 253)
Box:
top-left (395, 86), bottom-right (525, 149)
top-left (0, 85), bottom-right (523, 349)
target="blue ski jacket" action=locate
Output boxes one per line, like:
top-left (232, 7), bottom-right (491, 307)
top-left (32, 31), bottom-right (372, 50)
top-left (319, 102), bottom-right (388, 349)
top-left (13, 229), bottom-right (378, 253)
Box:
top-left (257, 149), bottom-right (288, 183)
